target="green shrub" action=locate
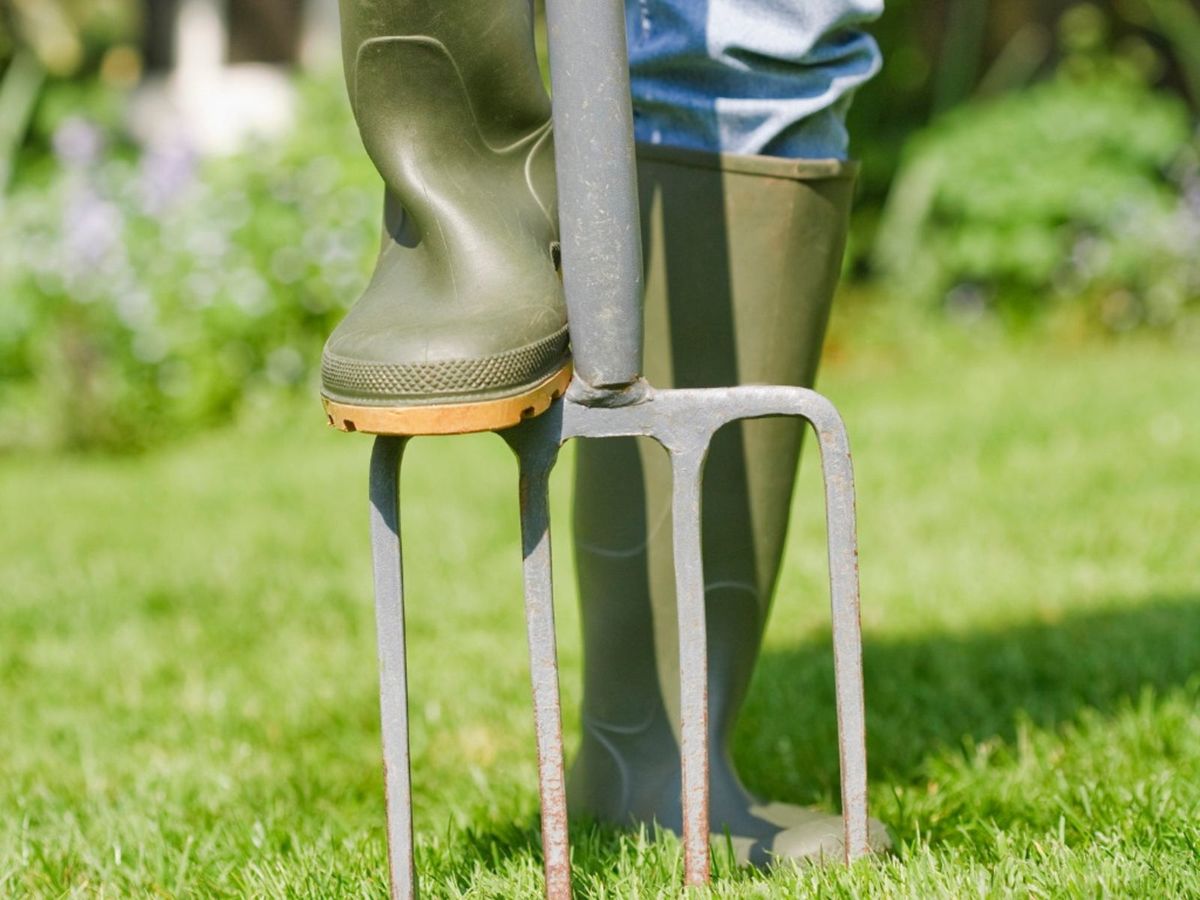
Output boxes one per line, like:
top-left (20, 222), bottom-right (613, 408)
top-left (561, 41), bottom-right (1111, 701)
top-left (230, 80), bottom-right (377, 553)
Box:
top-left (0, 77), bottom-right (379, 451)
top-left (872, 69), bottom-right (1199, 332)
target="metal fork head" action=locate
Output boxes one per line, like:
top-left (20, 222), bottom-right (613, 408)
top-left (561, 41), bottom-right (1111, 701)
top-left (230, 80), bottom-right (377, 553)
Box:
top-left (370, 382), bottom-right (869, 898)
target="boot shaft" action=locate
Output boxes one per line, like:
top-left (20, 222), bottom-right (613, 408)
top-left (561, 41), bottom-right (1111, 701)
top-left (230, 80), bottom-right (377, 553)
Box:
top-left (338, 0), bottom-right (549, 141)
top-left (572, 147), bottom-right (856, 824)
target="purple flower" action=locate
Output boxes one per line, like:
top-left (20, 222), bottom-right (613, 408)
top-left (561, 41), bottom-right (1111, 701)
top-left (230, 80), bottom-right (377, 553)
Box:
top-left (63, 183), bottom-right (124, 275)
top-left (52, 117), bottom-right (105, 169)
top-left (137, 138), bottom-right (199, 216)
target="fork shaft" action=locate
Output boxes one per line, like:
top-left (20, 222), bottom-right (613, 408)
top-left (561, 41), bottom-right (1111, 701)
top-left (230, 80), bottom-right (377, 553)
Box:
top-left (544, 0), bottom-right (644, 389)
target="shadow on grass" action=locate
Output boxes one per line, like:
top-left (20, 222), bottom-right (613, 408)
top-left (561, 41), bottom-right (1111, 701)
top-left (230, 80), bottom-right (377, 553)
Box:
top-left (738, 593), bottom-right (1200, 798)
top-left (423, 595), bottom-right (1200, 891)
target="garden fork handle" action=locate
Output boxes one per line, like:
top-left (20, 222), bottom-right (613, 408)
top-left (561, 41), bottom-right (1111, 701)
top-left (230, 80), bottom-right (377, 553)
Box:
top-left (545, 0), bottom-right (645, 394)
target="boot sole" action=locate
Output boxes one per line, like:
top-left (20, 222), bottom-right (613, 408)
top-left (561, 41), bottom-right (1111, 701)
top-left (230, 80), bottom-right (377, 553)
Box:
top-left (322, 362), bottom-right (572, 436)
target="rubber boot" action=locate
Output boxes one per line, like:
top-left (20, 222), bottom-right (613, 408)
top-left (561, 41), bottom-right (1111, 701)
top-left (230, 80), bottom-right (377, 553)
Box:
top-left (321, 0), bottom-right (571, 435)
top-left (569, 145), bottom-right (889, 865)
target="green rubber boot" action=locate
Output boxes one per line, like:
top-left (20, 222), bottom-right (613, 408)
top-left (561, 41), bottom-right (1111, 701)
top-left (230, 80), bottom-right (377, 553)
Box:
top-left (321, 0), bottom-right (571, 436)
top-left (569, 145), bottom-right (889, 865)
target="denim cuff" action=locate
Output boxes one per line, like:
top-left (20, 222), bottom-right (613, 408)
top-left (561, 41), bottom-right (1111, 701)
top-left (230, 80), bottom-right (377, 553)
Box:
top-left (625, 0), bottom-right (883, 160)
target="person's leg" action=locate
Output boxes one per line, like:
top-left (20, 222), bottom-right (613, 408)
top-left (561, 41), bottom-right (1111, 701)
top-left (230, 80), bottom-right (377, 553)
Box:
top-left (569, 0), bottom-right (885, 864)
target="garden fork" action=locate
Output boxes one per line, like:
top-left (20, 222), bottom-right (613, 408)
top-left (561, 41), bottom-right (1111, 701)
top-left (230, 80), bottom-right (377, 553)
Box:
top-left (362, 0), bottom-right (871, 896)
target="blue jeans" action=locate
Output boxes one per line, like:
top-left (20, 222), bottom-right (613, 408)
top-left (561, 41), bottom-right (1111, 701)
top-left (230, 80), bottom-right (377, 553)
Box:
top-left (625, 0), bottom-right (882, 159)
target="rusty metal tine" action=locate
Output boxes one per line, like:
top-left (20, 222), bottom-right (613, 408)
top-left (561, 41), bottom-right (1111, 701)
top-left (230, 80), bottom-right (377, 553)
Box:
top-left (669, 447), bottom-right (712, 886)
top-left (807, 404), bottom-right (870, 862)
top-left (508, 426), bottom-right (573, 900)
top-left (369, 436), bottom-right (417, 900)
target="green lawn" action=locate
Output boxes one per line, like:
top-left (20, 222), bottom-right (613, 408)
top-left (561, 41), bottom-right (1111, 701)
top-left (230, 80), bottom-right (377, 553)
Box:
top-left (2, 332), bottom-right (1198, 897)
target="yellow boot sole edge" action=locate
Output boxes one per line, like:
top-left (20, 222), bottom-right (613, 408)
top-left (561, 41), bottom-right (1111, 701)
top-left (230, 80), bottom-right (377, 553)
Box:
top-left (322, 362), bottom-right (573, 436)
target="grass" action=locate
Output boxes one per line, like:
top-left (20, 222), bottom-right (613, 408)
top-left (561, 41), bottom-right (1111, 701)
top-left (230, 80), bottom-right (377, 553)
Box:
top-left (1, 326), bottom-right (1198, 897)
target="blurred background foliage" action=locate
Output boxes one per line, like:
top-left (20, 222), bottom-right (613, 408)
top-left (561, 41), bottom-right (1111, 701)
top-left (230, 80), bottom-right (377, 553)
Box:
top-left (0, 0), bottom-right (1196, 450)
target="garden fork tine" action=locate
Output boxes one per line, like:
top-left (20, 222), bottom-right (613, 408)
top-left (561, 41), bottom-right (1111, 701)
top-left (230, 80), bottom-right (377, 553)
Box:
top-left (368, 436), bottom-right (416, 900)
top-left (502, 421), bottom-right (572, 900)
